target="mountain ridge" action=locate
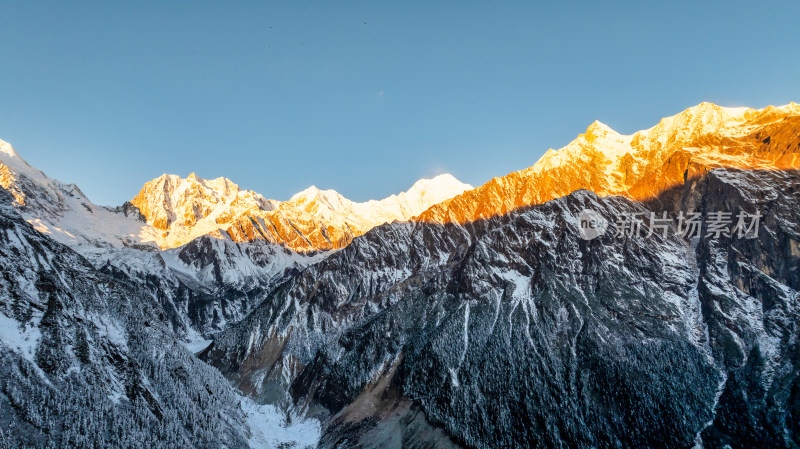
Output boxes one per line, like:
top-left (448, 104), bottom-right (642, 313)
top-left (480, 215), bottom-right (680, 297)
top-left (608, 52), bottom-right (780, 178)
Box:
top-left (202, 166), bottom-right (800, 448)
top-left (130, 171), bottom-right (473, 250)
top-left (416, 102), bottom-right (800, 224)
top-left (1, 101), bottom-right (799, 448)
top-left (0, 140), bottom-right (472, 252)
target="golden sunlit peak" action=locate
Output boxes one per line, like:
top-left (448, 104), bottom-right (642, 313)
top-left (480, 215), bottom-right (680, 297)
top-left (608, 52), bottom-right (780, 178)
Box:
top-left (584, 120), bottom-right (617, 137)
top-left (0, 139), bottom-right (19, 158)
top-left (291, 185), bottom-right (322, 198)
top-left (126, 167), bottom-right (471, 251)
top-left (416, 102), bottom-right (800, 225)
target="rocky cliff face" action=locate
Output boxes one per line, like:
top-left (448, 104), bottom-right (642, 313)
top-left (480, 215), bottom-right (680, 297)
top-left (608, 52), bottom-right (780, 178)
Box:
top-left (204, 167), bottom-right (800, 448)
top-left (89, 235), bottom-right (318, 337)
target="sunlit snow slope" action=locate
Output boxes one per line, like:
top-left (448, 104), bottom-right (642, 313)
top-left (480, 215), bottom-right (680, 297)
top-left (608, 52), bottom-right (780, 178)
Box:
top-left (0, 139), bottom-right (471, 252)
top-left (417, 102), bottom-right (800, 223)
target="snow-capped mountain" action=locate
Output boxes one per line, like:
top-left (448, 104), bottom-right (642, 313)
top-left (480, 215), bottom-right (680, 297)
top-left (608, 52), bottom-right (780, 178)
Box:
top-left (1, 102), bottom-right (799, 448)
top-left (0, 140), bottom-right (469, 334)
top-left (129, 173), bottom-right (280, 249)
top-left (131, 171), bottom-right (472, 251)
top-left (417, 102), bottom-right (800, 223)
top-left (0, 138), bottom-right (471, 254)
top-left (204, 165), bottom-right (800, 448)
top-left (0, 141), bottom-right (322, 336)
top-left (0, 187), bottom-right (319, 448)
top-left (0, 138), bottom-right (163, 250)
top-left (200, 103), bottom-right (800, 448)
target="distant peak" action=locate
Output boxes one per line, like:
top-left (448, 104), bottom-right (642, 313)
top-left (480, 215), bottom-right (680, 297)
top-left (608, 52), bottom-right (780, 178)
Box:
top-left (406, 173), bottom-right (471, 192)
top-left (415, 173), bottom-right (458, 184)
top-left (0, 139), bottom-right (19, 159)
top-left (684, 101), bottom-right (723, 115)
top-left (585, 120), bottom-right (617, 137)
top-left (694, 101), bottom-right (719, 109)
top-left (289, 185), bottom-right (346, 203)
top-left (153, 173), bottom-right (179, 184)
top-left (291, 185), bottom-right (320, 198)
top-left (147, 172), bottom-right (238, 189)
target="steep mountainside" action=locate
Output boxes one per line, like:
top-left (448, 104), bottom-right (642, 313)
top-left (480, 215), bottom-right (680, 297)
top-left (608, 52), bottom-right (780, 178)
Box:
top-left (0, 188), bottom-right (278, 448)
top-left (418, 103), bottom-right (800, 223)
top-left (0, 140), bottom-right (320, 338)
top-left (0, 139), bottom-right (162, 250)
top-left (0, 139), bottom-right (468, 337)
top-left (205, 167), bottom-right (800, 448)
top-left (131, 172), bottom-right (472, 251)
top-left (89, 237), bottom-right (321, 338)
top-left (199, 103), bottom-right (800, 448)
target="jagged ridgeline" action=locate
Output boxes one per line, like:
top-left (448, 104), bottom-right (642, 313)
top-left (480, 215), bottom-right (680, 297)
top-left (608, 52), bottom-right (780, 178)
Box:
top-left (0, 102), bottom-right (798, 448)
top-left (204, 168), bottom-right (800, 448)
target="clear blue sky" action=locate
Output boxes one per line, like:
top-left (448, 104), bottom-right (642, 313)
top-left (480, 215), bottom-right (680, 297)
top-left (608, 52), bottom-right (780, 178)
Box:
top-left (1, 1), bottom-right (798, 206)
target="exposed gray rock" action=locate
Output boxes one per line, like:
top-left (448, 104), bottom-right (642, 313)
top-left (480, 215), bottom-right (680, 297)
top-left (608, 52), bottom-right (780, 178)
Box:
top-left (0, 188), bottom-right (254, 448)
top-left (204, 169), bottom-right (800, 448)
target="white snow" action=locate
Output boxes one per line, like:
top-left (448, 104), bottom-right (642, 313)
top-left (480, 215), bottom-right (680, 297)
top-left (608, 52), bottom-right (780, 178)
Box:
top-left (448, 368), bottom-right (460, 388)
top-left (184, 328), bottom-right (213, 353)
top-left (241, 399), bottom-right (321, 449)
top-left (0, 313), bottom-right (40, 362)
top-left (96, 315), bottom-right (128, 348)
top-left (0, 139), bottom-right (18, 158)
top-left (0, 138), bottom-right (164, 250)
top-left (287, 173), bottom-right (474, 231)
